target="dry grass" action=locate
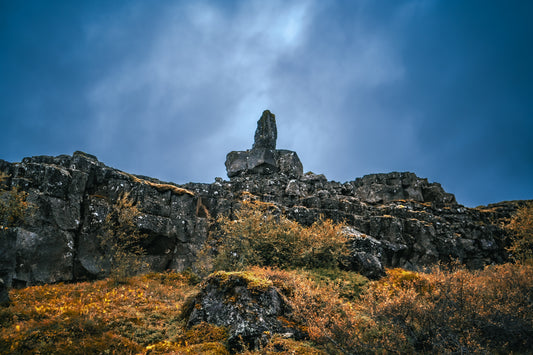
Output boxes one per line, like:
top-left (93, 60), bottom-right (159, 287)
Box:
top-left (0, 272), bottom-right (198, 354)
top-left (1, 264), bottom-right (532, 354)
top-left (121, 172), bottom-right (194, 197)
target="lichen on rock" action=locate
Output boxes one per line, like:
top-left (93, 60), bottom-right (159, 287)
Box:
top-left (182, 271), bottom-right (306, 352)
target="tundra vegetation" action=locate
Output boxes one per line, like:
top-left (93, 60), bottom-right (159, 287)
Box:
top-left (1, 195), bottom-right (532, 354)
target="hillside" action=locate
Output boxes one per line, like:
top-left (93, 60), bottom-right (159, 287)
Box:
top-left (1, 110), bottom-right (532, 353)
top-left (2, 265), bottom-right (532, 353)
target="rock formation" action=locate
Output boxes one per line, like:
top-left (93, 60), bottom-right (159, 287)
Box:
top-left (253, 110), bottom-right (277, 150)
top-left (225, 110), bottom-right (303, 178)
top-left (0, 151), bottom-right (205, 287)
top-left (183, 271), bottom-right (305, 351)
top-left (0, 110), bottom-right (528, 286)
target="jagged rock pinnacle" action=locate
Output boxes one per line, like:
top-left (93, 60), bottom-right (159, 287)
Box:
top-left (253, 110), bottom-right (277, 150)
top-left (225, 110), bottom-right (303, 178)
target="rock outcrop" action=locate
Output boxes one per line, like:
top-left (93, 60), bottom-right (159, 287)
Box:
top-left (225, 110), bottom-right (303, 178)
top-left (183, 271), bottom-right (305, 351)
top-left (352, 172), bottom-right (456, 206)
top-left (0, 110), bottom-right (528, 286)
top-left (0, 278), bottom-right (9, 306)
top-left (0, 151), bottom-right (205, 287)
top-left (184, 171), bottom-right (517, 278)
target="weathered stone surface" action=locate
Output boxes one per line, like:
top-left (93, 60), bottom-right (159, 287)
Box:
top-left (0, 278), bottom-right (9, 307)
top-left (276, 150), bottom-right (303, 178)
top-left (343, 227), bottom-right (386, 279)
top-left (185, 172), bottom-right (519, 273)
top-left (15, 227), bottom-right (74, 285)
top-left (183, 271), bottom-right (305, 351)
top-left (225, 111), bottom-right (303, 178)
top-left (253, 110), bottom-right (277, 150)
top-left (0, 111), bottom-right (530, 286)
top-left (353, 172), bottom-right (456, 205)
top-left (0, 152), bottom-right (200, 286)
top-left (226, 149), bottom-right (303, 178)
top-left (0, 228), bottom-right (17, 288)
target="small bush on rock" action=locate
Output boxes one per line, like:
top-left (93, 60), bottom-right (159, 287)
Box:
top-left (0, 173), bottom-right (31, 229)
top-left (98, 192), bottom-right (149, 282)
top-left (506, 202), bottom-right (533, 264)
top-left (205, 198), bottom-right (348, 272)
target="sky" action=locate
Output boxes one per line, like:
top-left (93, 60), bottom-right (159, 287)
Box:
top-left (1, 0), bottom-right (532, 207)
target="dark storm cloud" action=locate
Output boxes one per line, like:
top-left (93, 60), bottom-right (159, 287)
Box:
top-left (0, 0), bottom-right (531, 207)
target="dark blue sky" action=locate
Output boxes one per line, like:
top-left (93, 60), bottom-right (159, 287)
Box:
top-left (1, 0), bottom-right (532, 207)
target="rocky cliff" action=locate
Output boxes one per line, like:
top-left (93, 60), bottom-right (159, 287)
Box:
top-left (0, 111), bottom-right (526, 286)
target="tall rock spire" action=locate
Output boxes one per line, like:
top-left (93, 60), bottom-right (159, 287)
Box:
top-left (225, 110), bottom-right (303, 178)
top-left (252, 110), bottom-right (277, 150)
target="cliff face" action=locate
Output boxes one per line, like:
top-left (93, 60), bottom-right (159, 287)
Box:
top-left (0, 111), bottom-right (526, 286)
top-left (0, 152), bottom-right (206, 287)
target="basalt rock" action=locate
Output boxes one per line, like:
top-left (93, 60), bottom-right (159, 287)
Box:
top-left (225, 110), bottom-right (303, 178)
top-left (0, 151), bottom-right (203, 286)
top-left (352, 172), bottom-right (456, 206)
top-left (0, 111), bottom-right (528, 287)
top-left (0, 278), bottom-right (9, 306)
top-left (253, 110), bottom-right (277, 150)
top-left (183, 271), bottom-right (305, 351)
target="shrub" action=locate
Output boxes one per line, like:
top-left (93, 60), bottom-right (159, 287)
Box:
top-left (247, 266), bottom-right (383, 354)
top-left (98, 192), bottom-right (149, 282)
top-left (0, 173), bottom-right (31, 229)
top-left (506, 202), bottom-right (533, 264)
top-left (252, 264), bottom-right (533, 354)
top-left (360, 263), bottom-right (533, 353)
top-left (204, 198), bottom-right (348, 272)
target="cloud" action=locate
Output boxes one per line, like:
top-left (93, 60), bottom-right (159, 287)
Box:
top-left (2, 0), bottom-right (531, 206)
top-left (85, 0), bottom-right (318, 181)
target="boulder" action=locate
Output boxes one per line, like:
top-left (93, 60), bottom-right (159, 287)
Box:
top-left (183, 271), bottom-right (306, 351)
top-left (0, 228), bottom-right (17, 287)
top-left (276, 150), bottom-right (303, 178)
top-left (344, 227), bottom-right (386, 279)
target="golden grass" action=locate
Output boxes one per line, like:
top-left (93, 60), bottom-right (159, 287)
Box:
top-left (0, 272), bottom-right (198, 354)
top-left (2, 265), bottom-right (531, 354)
top-left (121, 172), bottom-right (194, 197)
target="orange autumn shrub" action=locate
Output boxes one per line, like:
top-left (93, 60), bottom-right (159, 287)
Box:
top-left (204, 198), bottom-right (348, 272)
top-left (249, 264), bottom-right (533, 354)
top-left (249, 266), bottom-right (384, 354)
top-left (506, 202), bottom-right (533, 264)
top-left (361, 263), bottom-right (533, 353)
